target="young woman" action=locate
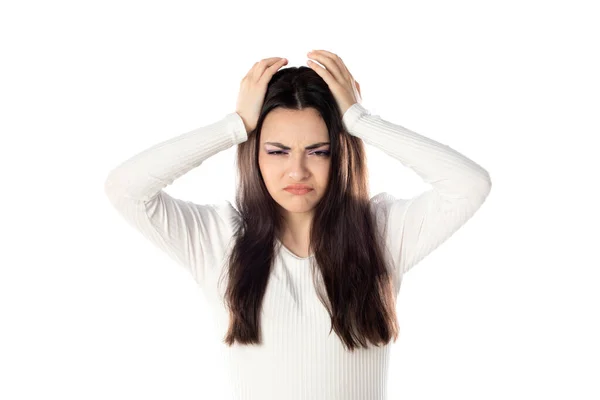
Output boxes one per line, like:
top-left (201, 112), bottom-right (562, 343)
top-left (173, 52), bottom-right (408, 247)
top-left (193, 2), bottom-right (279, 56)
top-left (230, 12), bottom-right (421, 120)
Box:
top-left (104, 50), bottom-right (492, 400)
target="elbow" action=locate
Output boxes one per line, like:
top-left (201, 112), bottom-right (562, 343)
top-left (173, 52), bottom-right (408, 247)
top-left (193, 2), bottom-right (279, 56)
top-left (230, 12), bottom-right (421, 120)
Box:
top-left (481, 169), bottom-right (492, 196)
top-left (470, 173), bottom-right (492, 207)
top-left (104, 169), bottom-right (123, 202)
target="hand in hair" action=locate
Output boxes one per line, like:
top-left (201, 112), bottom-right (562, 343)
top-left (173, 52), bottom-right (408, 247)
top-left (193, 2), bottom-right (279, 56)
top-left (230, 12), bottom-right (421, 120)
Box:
top-left (236, 57), bottom-right (288, 133)
top-left (306, 50), bottom-right (362, 116)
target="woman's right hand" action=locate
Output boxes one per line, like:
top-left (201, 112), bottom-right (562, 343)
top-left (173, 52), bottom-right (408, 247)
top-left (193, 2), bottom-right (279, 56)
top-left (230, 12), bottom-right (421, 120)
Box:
top-left (235, 57), bottom-right (288, 133)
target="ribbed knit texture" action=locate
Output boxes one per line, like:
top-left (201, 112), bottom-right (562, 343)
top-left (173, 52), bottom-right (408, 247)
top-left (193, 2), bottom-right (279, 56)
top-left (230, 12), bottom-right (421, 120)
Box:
top-left (104, 102), bottom-right (491, 400)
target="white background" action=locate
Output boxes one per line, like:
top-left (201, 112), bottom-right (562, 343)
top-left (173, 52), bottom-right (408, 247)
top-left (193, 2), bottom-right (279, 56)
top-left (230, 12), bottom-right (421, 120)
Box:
top-left (1, 0), bottom-right (599, 399)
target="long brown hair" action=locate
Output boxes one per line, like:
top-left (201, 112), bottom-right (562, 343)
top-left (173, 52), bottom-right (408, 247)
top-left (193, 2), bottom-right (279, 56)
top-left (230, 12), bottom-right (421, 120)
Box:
top-left (218, 66), bottom-right (399, 351)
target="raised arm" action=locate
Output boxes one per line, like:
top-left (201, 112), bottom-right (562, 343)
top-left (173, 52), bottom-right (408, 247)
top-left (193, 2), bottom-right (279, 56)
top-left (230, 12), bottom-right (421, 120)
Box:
top-left (103, 112), bottom-right (248, 285)
top-left (343, 102), bottom-right (492, 277)
top-left (104, 57), bottom-right (289, 285)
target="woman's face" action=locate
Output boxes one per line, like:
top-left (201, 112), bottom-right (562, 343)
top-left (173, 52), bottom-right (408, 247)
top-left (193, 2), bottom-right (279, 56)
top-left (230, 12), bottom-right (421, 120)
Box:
top-left (258, 107), bottom-right (331, 217)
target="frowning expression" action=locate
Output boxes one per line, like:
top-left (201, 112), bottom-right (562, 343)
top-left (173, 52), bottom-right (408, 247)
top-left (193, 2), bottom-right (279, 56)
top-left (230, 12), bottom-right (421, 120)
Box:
top-left (258, 107), bottom-right (331, 215)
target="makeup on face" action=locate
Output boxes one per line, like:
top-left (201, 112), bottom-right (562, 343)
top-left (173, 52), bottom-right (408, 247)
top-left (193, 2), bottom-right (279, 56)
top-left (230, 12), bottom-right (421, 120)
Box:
top-left (264, 142), bottom-right (331, 157)
top-left (284, 187), bottom-right (314, 195)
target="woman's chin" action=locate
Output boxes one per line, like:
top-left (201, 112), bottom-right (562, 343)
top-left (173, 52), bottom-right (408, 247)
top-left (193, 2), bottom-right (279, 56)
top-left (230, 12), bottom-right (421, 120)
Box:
top-left (276, 202), bottom-right (316, 214)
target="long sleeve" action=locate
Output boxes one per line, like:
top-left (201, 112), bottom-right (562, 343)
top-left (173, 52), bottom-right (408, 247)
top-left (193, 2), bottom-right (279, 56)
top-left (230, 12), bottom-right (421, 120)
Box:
top-left (103, 112), bottom-right (248, 284)
top-left (342, 102), bottom-right (492, 277)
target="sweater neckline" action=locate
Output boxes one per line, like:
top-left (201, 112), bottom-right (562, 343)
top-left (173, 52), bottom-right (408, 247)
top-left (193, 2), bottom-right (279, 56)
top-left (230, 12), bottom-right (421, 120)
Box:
top-left (276, 238), bottom-right (315, 261)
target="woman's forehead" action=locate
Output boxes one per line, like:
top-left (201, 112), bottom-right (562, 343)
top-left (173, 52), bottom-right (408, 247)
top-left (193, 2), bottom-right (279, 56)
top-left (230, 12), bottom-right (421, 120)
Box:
top-left (262, 108), bottom-right (328, 143)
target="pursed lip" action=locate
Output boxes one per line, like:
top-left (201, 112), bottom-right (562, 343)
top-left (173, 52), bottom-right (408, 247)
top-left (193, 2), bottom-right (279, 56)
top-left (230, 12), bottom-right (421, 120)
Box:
top-left (284, 184), bottom-right (313, 190)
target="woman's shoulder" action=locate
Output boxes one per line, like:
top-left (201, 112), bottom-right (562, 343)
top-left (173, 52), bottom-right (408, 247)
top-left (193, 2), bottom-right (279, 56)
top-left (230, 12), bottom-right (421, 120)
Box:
top-left (369, 192), bottom-right (411, 238)
top-left (212, 200), bottom-right (242, 234)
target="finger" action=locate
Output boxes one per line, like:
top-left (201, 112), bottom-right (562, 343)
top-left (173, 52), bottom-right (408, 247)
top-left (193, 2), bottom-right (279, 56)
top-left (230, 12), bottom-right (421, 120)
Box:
top-left (250, 57), bottom-right (286, 81)
top-left (250, 57), bottom-right (284, 80)
top-left (313, 50), bottom-right (352, 80)
top-left (307, 50), bottom-right (347, 84)
top-left (306, 58), bottom-right (340, 91)
top-left (323, 50), bottom-right (353, 79)
top-left (243, 62), bottom-right (260, 81)
top-left (260, 58), bottom-right (288, 82)
top-left (333, 52), bottom-right (355, 84)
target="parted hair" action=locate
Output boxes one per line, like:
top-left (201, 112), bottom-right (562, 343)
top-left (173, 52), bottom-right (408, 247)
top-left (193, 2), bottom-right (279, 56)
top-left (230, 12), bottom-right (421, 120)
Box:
top-left (218, 66), bottom-right (399, 351)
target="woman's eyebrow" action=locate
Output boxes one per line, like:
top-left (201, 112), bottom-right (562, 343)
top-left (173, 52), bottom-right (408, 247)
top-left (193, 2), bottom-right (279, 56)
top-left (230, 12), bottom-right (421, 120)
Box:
top-left (264, 142), bottom-right (330, 150)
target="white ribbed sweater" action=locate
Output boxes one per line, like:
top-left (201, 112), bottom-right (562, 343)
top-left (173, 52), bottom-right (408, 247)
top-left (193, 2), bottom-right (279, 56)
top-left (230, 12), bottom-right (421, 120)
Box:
top-left (104, 102), bottom-right (491, 400)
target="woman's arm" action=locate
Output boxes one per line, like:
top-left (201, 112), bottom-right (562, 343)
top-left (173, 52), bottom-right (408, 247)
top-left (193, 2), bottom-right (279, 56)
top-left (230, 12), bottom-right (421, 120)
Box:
top-left (343, 102), bottom-right (492, 277)
top-left (104, 112), bottom-right (248, 284)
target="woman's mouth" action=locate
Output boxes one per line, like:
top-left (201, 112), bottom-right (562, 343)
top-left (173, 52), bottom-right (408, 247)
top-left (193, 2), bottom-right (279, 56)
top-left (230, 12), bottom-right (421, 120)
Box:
top-left (284, 188), bottom-right (313, 195)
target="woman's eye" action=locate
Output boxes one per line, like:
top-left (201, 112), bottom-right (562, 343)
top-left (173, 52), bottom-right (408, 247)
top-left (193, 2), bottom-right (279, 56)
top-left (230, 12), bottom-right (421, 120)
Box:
top-left (267, 150), bottom-right (330, 157)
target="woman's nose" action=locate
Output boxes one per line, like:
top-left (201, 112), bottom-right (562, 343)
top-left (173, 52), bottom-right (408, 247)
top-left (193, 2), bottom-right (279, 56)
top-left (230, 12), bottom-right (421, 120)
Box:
top-left (288, 153), bottom-right (310, 175)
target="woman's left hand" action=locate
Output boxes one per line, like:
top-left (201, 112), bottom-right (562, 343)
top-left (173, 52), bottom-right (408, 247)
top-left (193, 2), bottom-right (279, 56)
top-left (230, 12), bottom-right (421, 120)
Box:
top-left (306, 50), bottom-right (362, 116)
